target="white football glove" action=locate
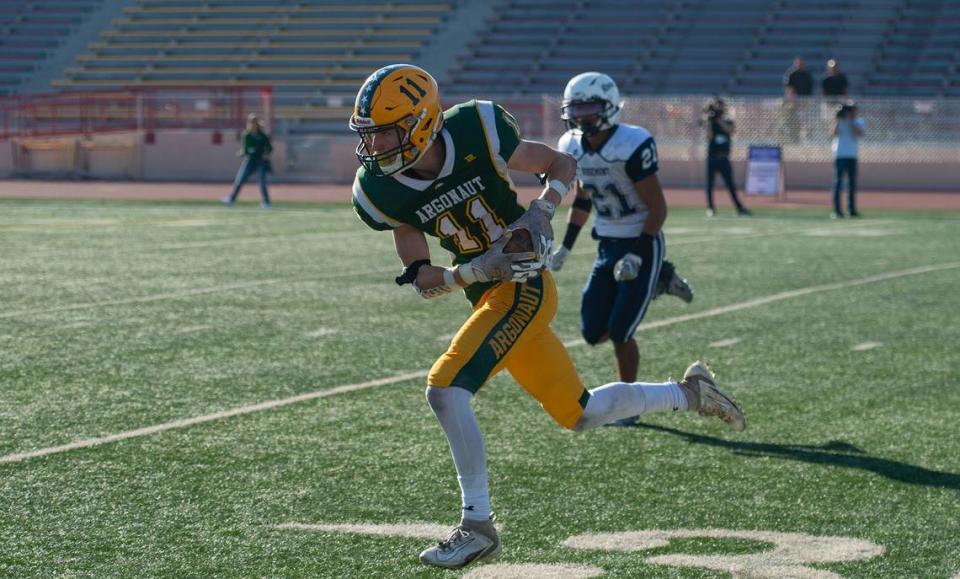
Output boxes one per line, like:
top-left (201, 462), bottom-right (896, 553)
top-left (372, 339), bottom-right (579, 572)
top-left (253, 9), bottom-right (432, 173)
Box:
top-left (548, 246), bottom-right (571, 272)
top-left (613, 253), bottom-right (643, 282)
top-left (508, 233), bottom-right (551, 282)
top-left (508, 199), bottom-right (555, 247)
top-left (461, 230), bottom-right (538, 283)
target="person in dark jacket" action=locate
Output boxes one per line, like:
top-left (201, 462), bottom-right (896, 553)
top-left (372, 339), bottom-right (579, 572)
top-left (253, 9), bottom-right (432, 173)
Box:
top-left (223, 113), bottom-right (273, 208)
top-left (821, 59), bottom-right (849, 98)
top-left (784, 56), bottom-right (814, 97)
top-left (703, 97), bottom-right (750, 217)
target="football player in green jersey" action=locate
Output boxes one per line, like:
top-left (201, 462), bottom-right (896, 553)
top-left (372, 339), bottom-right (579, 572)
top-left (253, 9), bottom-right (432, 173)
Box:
top-left (349, 64), bottom-right (746, 570)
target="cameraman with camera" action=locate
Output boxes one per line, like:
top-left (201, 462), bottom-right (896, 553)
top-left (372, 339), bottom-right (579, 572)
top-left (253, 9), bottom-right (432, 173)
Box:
top-left (831, 102), bottom-right (864, 218)
top-left (702, 97), bottom-right (750, 217)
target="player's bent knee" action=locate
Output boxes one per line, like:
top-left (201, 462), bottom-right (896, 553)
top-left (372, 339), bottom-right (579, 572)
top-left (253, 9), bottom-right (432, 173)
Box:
top-left (582, 329), bottom-right (608, 345)
top-left (426, 384), bottom-right (473, 415)
top-left (425, 385), bottom-right (443, 412)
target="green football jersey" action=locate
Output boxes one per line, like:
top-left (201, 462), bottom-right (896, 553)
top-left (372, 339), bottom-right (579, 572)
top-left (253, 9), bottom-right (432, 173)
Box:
top-left (352, 99), bottom-right (527, 304)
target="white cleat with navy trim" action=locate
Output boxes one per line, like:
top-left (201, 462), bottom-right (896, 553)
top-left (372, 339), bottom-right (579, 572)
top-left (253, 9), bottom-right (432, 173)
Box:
top-left (679, 361), bottom-right (746, 432)
top-left (419, 516), bottom-right (501, 569)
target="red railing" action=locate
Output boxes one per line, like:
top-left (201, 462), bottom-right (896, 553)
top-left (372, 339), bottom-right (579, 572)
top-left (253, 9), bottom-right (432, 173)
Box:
top-left (0, 86), bottom-right (273, 140)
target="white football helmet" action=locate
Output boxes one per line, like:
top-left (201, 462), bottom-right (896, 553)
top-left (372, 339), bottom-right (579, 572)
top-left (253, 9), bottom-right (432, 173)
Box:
top-left (561, 72), bottom-right (623, 136)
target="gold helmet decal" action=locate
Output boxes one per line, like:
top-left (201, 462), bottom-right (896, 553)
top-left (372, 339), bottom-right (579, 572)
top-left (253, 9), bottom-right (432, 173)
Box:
top-left (349, 64), bottom-right (443, 176)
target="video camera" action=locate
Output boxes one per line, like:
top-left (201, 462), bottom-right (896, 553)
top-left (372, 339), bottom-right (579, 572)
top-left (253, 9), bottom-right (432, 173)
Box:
top-left (703, 97), bottom-right (725, 120)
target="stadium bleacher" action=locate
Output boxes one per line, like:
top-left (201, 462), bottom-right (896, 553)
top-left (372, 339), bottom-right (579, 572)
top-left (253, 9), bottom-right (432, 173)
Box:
top-left (53, 1), bottom-right (453, 92)
top-left (1, 0), bottom-right (958, 137)
top-left (0, 1), bottom-right (105, 96)
top-left (448, 0), bottom-right (934, 98)
top-left (44, 0), bottom-right (457, 134)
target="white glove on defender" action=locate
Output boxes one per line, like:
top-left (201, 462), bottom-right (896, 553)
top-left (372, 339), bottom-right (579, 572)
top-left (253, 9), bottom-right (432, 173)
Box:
top-left (613, 253), bottom-right (643, 282)
top-left (548, 246), bottom-right (570, 272)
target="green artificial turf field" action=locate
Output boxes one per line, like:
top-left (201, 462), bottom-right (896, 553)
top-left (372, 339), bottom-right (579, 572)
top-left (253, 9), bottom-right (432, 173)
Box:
top-left (1, 198), bottom-right (958, 578)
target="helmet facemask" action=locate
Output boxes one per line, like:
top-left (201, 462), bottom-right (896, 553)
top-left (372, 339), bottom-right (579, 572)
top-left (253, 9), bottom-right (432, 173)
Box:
top-left (351, 110), bottom-right (427, 177)
top-left (561, 98), bottom-right (617, 137)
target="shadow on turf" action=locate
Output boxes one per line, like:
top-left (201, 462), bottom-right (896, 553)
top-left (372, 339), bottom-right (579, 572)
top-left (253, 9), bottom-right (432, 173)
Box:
top-left (616, 422), bottom-right (960, 490)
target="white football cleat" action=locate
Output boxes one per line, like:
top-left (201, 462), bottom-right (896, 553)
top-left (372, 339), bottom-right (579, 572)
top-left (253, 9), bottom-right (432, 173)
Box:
top-left (679, 361), bottom-right (746, 432)
top-left (419, 517), bottom-right (501, 569)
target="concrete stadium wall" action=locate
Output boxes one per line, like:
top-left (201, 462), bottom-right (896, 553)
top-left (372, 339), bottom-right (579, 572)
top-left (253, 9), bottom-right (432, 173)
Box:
top-left (0, 131), bottom-right (955, 192)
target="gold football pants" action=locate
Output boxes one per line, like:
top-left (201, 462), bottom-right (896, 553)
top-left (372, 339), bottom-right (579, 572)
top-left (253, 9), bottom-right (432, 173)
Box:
top-left (428, 272), bottom-right (589, 430)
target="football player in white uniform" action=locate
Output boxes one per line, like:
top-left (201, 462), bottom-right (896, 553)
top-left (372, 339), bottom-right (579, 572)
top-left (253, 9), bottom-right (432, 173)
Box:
top-left (550, 73), bottom-right (694, 423)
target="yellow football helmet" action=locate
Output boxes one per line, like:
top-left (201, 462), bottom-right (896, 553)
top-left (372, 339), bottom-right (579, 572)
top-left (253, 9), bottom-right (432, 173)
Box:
top-left (349, 64), bottom-right (443, 176)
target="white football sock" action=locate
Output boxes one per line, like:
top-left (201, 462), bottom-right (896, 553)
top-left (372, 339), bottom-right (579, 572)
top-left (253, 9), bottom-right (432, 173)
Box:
top-left (575, 381), bottom-right (688, 431)
top-left (426, 386), bottom-right (491, 521)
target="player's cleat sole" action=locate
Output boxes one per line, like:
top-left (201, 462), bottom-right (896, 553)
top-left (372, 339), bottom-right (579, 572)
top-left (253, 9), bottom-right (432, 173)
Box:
top-left (419, 518), bottom-right (501, 569)
top-left (679, 361), bottom-right (746, 432)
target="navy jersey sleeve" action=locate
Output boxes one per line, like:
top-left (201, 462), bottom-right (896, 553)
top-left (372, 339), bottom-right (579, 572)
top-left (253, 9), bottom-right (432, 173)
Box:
top-left (624, 137), bottom-right (659, 182)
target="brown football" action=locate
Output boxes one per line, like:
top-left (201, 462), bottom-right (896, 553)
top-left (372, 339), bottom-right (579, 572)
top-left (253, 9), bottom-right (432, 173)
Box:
top-left (503, 228), bottom-right (533, 253)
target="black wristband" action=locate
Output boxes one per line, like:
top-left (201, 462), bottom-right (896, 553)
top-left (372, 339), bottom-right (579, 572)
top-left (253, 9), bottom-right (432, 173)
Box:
top-left (395, 259), bottom-right (431, 286)
top-left (633, 233), bottom-right (655, 259)
top-left (562, 223), bottom-right (582, 250)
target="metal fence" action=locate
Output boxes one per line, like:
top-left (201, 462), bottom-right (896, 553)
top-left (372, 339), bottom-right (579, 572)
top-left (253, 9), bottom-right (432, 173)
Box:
top-left (3, 89), bottom-right (958, 182)
top-left (0, 87), bottom-right (272, 140)
top-left (479, 95), bottom-right (960, 164)
top-left (272, 94), bottom-right (960, 181)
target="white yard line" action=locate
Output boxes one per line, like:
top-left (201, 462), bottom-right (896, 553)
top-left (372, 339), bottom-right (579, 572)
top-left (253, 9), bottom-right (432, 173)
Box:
top-left (2, 261), bottom-right (957, 465)
top-left (174, 325), bottom-right (212, 334)
top-left (0, 279), bottom-right (288, 320)
top-left (852, 341), bottom-right (883, 352)
top-left (0, 371), bottom-right (428, 465)
top-left (2, 219), bottom-right (896, 320)
top-left (0, 266), bottom-right (397, 320)
top-left (634, 263), bottom-right (960, 330)
top-left (709, 337), bottom-right (742, 348)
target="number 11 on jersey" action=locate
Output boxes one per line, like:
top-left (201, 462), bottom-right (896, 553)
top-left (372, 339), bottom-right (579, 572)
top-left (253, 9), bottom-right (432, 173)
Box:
top-left (436, 197), bottom-right (506, 253)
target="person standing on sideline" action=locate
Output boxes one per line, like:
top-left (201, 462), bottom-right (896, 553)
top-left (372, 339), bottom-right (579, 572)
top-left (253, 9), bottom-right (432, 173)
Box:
top-left (781, 57), bottom-right (813, 142)
top-left (831, 102), bottom-right (864, 218)
top-left (223, 113), bottom-right (273, 209)
top-left (702, 97), bottom-right (749, 217)
top-left (784, 56), bottom-right (814, 97)
top-left (821, 59), bottom-right (849, 99)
